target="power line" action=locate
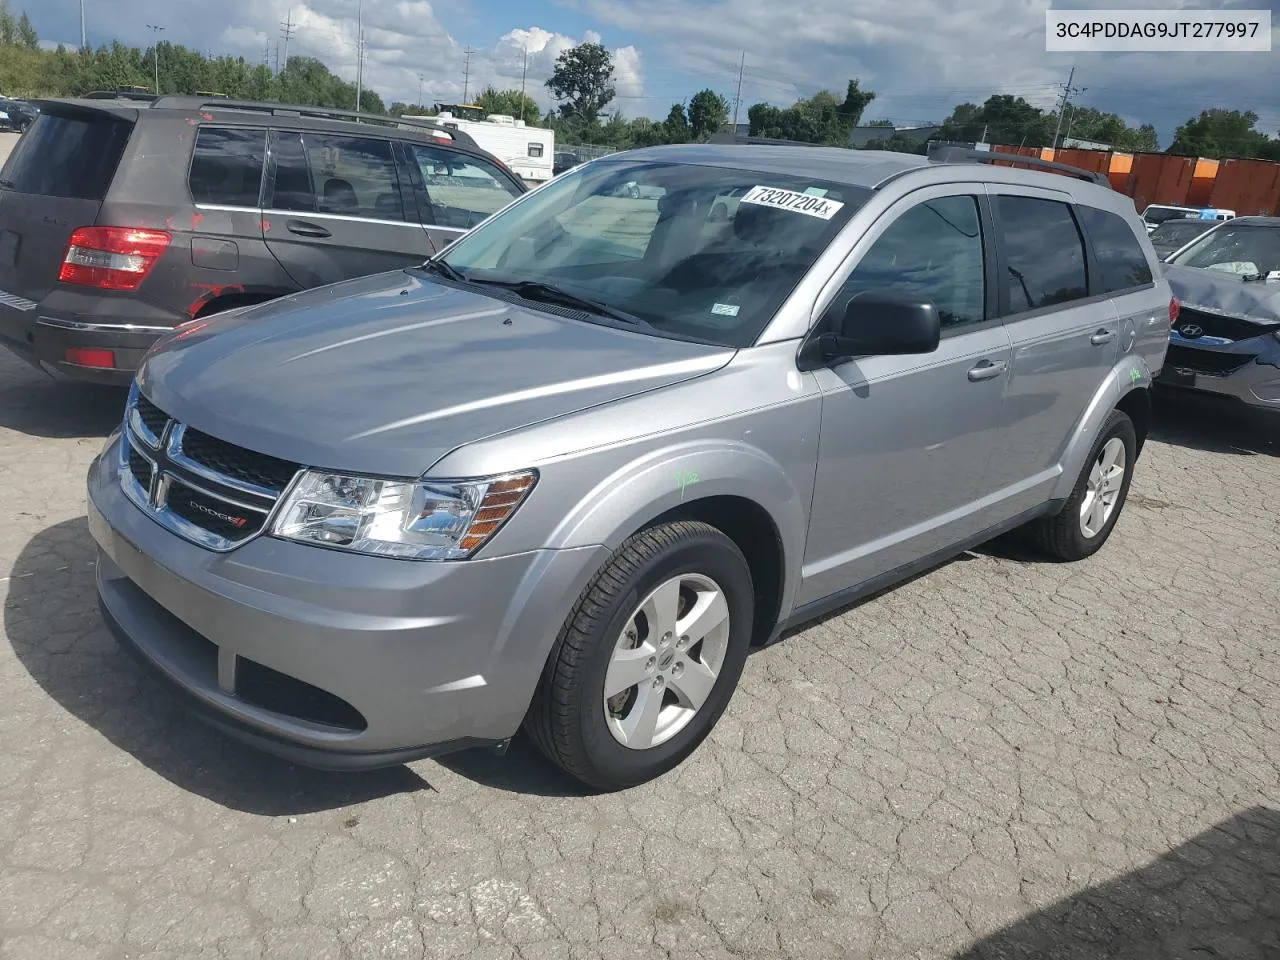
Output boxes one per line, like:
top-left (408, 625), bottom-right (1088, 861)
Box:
top-left (1051, 65), bottom-right (1087, 148)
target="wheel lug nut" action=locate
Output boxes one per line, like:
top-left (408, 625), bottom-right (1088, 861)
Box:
top-left (677, 635), bottom-right (689, 649)
top-left (652, 677), bottom-right (664, 690)
top-left (645, 656), bottom-right (656, 672)
top-left (671, 662), bottom-right (684, 678)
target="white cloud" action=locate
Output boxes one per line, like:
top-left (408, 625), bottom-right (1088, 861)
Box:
top-left (570, 0), bottom-right (1279, 138)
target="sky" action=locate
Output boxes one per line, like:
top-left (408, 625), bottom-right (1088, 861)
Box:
top-left (23, 0), bottom-right (1280, 148)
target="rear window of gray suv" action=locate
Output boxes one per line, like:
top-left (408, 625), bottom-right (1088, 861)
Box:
top-left (437, 160), bottom-right (871, 347)
top-left (1, 111), bottom-right (132, 200)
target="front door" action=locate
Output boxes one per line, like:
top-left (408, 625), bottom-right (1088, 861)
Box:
top-left (262, 129), bottom-right (433, 289)
top-left (799, 188), bottom-right (1013, 607)
top-left (401, 142), bottom-right (527, 253)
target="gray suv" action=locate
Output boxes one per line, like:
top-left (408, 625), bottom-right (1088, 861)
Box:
top-left (86, 145), bottom-right (1172, 790)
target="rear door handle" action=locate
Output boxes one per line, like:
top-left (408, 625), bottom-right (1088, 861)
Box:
top-left (286, 219), bottom-right (331, 238)
top-left (967, 359), bottom-right (1008, 382)
top-left (1090, 329), bottom-right (1116, 345)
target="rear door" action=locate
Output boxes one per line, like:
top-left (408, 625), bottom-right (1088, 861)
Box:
top-left (262, 128), bottom-right (433, 289)
top-left (0, 105), bottom-right (134, 342)
top-left (989, 189), bottom-right (1119, 512)
top-left (401, 142), bottom-right (526, 251)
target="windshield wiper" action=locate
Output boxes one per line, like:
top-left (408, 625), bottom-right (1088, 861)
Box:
top-left (418, 258), bottom-right (469, 283)
top-left (469, 278), bottom-right (649, 327)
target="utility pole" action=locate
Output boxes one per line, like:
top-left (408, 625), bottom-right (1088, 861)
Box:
top-left (730, 50), bottom-right (745, 132)
top-left (79, 0), bottom-right (86, 50)
top-left (354, 0), bottom-right (364, 111)
top-left (519, 46), bottom-right (528, 115)
top-left (263, 40), bottom-right (271, 67)
top-left (279, 10), bottom-right (296, 75)
top-left (462, 46), bottom-right (474, 103)
top-left (146, 24), bottom-right (164, 94)
top-left (1051, 66), bottom-right (1085, 150)
top-left (418, 73), bottom-right (425, 109)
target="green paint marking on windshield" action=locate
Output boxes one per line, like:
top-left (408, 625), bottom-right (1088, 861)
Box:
top-left (676, 470), bottom-right (700, 501)
top-left (1130, 368), bottom-right (1142, 383)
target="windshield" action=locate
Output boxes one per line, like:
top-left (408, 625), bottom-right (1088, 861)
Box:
top-left (434, 158), bottom-right (869, 347)
top-left (1167, 223), bottom-right (1280, 278)
top-left (1150, 220), bottom-right (1213, 247)
top-left (1144, 206), bottom-right (1197, 226)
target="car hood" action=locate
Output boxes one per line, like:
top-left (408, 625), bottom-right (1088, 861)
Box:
top-left (1164, 263), bottom-right (1280, 323)
top-left (138, 270), bottom-right (734, 478)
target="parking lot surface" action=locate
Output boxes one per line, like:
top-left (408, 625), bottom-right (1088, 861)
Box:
top-left (1, 349), bottom-right (1278, 960)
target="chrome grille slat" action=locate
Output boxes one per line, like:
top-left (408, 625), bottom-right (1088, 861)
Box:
top-left (119, 388), bottom-right (301, 552)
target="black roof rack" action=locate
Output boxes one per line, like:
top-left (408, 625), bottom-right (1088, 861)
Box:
top-left (147, 96), bottom-right (478, 149)
top-left (82, 89), bottom-right (158, 102)
top-left (928, 146), bottom-right (1111, 187)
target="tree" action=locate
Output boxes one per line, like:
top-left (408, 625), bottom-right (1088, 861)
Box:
top-left (16, 11), bottom-right (36, 50)
top-left (475, 86), bottom-right (541, 124)
top-left (939, 95), bottom-right (1052, 147)
top-left (1053, 105), bottom-right (1157, 151)
top-left (747, 79), bottom-right (876, 145)
top-left (1168, 109), bottom-right (1275, 159)
top-left (662, 103), bottom-right (690, 142)
top-left (863, 132), bottom-right (930, 155)
top-left (687, 88), bottom-right (728, 140)
top-left (546, 41), bottom-right (615, 126)
top-left (867, 119), bottom-right (894, 127)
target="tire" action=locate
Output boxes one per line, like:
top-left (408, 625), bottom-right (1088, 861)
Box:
top-left (525, 520), bottom-right (755, 791)
top-left (1026, 409), bottom-right (1137, 561)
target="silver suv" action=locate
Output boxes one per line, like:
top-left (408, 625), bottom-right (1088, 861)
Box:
top-left (87, 145), bottom-right (1172, 791)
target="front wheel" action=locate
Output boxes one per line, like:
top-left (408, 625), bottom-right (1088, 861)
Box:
top-left (1026, 409), bottom-right (1136, 561)
top-left (525, 521), bottom-right (755, 791)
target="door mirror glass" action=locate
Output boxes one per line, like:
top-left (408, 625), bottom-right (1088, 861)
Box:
top-left (822, 292), bottom-right (941, 360)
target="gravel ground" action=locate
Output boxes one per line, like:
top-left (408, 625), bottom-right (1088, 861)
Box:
top-left (1, 348), bottom-right (1278, 960)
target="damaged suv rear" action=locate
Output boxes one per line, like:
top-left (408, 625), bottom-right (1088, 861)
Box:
top-left (1158, 217), bottom-right (1280, 418)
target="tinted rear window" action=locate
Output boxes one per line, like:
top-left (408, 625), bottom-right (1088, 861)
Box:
top-left (0, 111), bottom-right (132, 200)
top-left (189, 127), bottom-right (266, 207)
top-left (995, 196), bottom-right (1089, 312)
top-left (1077, 206), bottom-right (1153, 293)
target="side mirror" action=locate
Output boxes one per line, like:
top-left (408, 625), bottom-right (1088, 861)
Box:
top-left (820, 292), bottom-right (941, 361)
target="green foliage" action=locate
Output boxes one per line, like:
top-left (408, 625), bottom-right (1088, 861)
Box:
top-left (475, 86), bottom-right (540, 124)
top-left (546, 41), bottom-right (615, 125)
top-left (662, 103), bottom-right (689, 141)
top-left (687, 88), bottom-right (728, 140)
top-left (938, 95), bottom-right (1054, 147)
top-left (1168, 109), bottom-right (1280, 160)
top-left (747, 80), bottom-right (876, 145)
top-left (1058, 106), bottom-right (1158, 151)
top-left (863, 132), bottom-right (930, 155)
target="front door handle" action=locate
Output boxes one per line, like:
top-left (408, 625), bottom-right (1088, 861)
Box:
top-left (967, 359), bottom-right (1008, 382)
top-left (1090, 329), bottom-right (1116, 345)
top-left (286, 219), bottom-right (332, 238)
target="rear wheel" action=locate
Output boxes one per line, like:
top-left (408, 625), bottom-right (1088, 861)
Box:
top-left (525, 521), bottom-right (754, 791)
top-left (1026, 409), bottom-right (1136, 561)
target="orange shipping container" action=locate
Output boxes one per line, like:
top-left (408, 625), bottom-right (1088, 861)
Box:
top-left (1125, 154), bottom-right (1195, 213)
top-left (1208, 159), bottom-right (1280, 216)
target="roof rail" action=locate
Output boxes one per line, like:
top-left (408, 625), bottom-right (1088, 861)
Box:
top-left (147, 96), bottom-right (478, 149)
top-left (82, 89), bottom-right (158, 102)
top-left (928, 146), bottom-right (1111, 187)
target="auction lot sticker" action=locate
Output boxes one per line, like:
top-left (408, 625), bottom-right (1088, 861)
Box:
top-left (741, 186), bottom-right (845, 220)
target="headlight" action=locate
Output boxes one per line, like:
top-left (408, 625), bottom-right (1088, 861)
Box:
top-left (271, 469), bottom-right (537, 560)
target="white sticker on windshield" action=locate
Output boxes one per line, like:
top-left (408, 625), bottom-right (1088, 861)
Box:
top-left (741, 185), bottom-right (844, 220)
top-left (711, 303), bottom-right (740, 317)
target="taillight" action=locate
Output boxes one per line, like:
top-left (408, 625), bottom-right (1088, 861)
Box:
top-left (59, 226), bottom-right (172, 291)
top-left (64, 347), bottom-right (117, 368)
top-left (1169, 296), bottom-right (1180, 326)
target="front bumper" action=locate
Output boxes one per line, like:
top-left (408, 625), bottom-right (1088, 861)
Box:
top-left (0, 290), bottom-right (182, 385)
top-left (87, 436), bottom-right (608, 769)
top-left (1156, 332), bottom-right (1280, 413)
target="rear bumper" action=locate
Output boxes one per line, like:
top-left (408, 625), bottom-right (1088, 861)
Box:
top-left (0, 291), bottom-right (178, 384)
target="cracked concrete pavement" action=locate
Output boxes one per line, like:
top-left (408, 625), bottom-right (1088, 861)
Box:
top-left (1, 350), bottom-right (1278, 959)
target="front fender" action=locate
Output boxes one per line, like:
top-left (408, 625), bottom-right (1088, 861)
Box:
top-left (547, 439), bottom-right (809, 620)
top-left (1051, 355), bottom-right (1152, 502)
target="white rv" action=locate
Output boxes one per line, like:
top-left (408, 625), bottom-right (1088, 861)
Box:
top-left (433, 106), bottom-right (555, 184)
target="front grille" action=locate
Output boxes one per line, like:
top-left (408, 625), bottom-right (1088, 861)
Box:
top-left (119, 389), bottom-right (301, 551)
top-left (178, 427), bottom-right (298, 494)
top-left (1164, 343), bottom-right (1257, 376)
top-left (127, 447), bottom-right (153, 491)
top-left (134, 393), bottom-right (170, 438)
top-left (1176, 307), bottom-right (1280, 344)
top-left (164, 481), bottom-right (262, 543)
